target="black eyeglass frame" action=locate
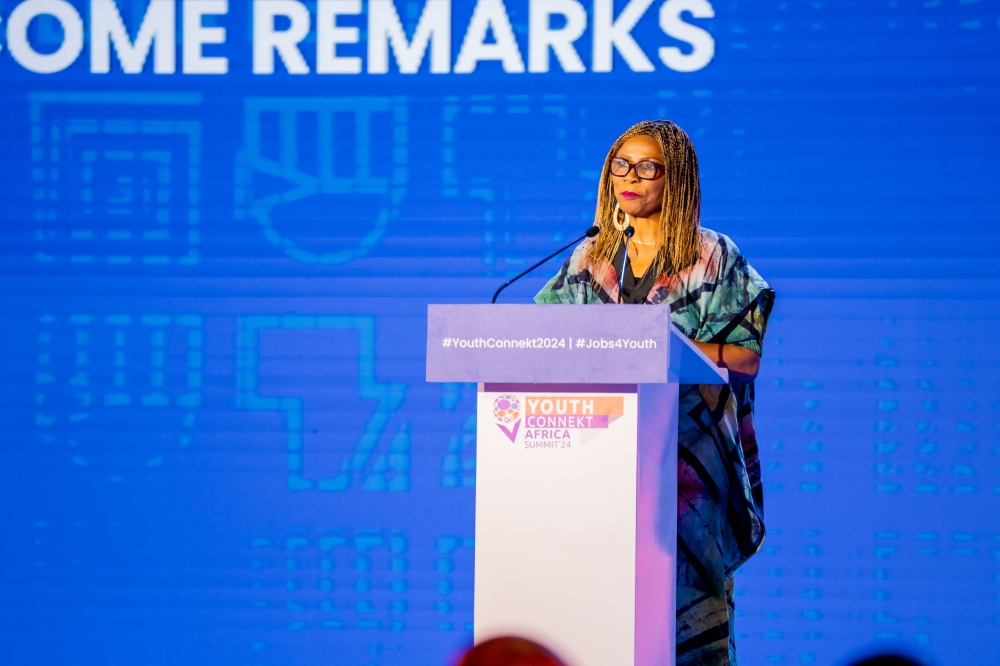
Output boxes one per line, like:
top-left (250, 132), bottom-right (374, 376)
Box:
top-left (609, 156), bottom-right (665, 181)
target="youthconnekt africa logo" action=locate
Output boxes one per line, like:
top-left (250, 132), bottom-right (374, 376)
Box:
top-left (492, 394), bottom-right (626, 448)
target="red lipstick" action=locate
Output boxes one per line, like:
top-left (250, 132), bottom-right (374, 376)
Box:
top-left (620, 191), bottom-right (639, 200)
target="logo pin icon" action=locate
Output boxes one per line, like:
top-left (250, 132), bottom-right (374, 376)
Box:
top-left (492, 394), bottom-right (521, 443)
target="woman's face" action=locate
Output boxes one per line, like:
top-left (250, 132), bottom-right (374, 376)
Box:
top-left (610, 135), bottom-right (665, 220)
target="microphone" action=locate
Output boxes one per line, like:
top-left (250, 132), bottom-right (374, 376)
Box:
top-left (491, 225), bottom-right (600, 304)
top-left (617, 226), bottom-right (635, 304)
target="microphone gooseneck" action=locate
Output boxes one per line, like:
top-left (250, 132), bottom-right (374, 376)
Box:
top-left (617, 226), bottom-right (635, 304)
top-left (491, 225), bottom-right (601, 304)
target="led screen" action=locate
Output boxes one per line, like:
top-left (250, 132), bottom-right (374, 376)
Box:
top-left (1, 1), bottom-right (998, 664)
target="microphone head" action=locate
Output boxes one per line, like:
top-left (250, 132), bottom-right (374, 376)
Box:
top-left (585, 225), bottom-right (600, 238)
top-left (624, 226), bottom-right (635, 239)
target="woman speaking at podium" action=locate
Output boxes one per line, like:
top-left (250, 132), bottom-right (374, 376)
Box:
top-left (535, 120), bottom-right (774, 666)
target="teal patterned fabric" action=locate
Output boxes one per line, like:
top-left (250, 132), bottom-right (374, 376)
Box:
top-left (535, 228), bottom-right (775, 666)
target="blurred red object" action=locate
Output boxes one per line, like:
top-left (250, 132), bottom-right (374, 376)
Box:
top-left (456, 636), bottom-right (569, 666)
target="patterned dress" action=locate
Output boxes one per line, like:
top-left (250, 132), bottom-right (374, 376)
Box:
top-left (534, 228), bottom-right (775, 666)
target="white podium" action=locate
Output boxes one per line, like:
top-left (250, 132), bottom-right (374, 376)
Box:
top-left (426, 305), bottom-right (727, 666)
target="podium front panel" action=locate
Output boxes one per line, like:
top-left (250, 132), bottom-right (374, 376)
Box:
top-left (475, 384), bottom-right (641, 666)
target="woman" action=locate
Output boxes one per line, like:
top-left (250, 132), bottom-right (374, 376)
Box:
top-left (535, 120), bottom-right (774, 666)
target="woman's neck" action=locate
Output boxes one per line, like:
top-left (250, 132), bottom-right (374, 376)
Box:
top-left (628, 211), bottom-right (661, 245)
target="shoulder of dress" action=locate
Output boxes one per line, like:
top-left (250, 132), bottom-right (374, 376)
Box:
top-left (572, 237), bottom-right (614, 278)
top-left (560, 237), bottom-right (590, 266)
top-left (700, 227), bottom-right (742, 256)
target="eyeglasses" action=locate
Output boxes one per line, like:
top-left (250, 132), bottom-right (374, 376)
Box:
top-left (610, 157), bottom-right (665, 181)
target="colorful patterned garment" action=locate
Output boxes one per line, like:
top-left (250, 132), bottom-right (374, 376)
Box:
top-left (535, 228), bottom-right (775, 666)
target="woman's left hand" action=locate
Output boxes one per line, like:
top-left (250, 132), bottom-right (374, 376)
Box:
top-left (692, 341), bottom-right (761, 382)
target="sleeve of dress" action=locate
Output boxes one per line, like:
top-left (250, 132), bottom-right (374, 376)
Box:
top-left (701, 236), bottom-right (776, 355)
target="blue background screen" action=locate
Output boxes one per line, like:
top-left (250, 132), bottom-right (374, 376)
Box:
top-left (1, 1), bottom-right (998, 664)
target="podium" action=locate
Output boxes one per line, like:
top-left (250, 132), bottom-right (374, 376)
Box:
top-left (426, 305), bottom-right (728, 666)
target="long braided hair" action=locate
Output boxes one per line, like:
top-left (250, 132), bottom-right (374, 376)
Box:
top-left (587, 120), bottom-right (702, 281)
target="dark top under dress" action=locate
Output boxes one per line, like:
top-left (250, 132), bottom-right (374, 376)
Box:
top-left (613, 240), bottom-right (660, 304)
